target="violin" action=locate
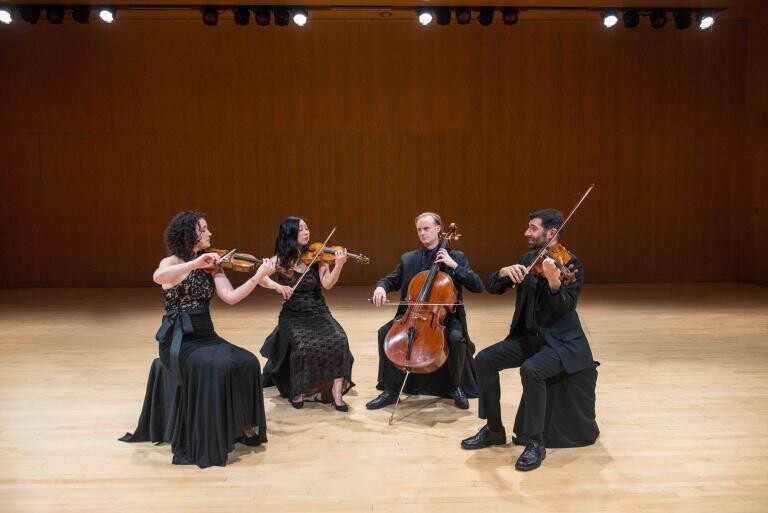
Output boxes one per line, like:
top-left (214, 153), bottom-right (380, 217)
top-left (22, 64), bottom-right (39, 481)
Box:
top-left (299, 242), bottom-right (370, 266)
top-left (529, 243), bottom-right (578, 284)
top-left (383, 223), bottom-right (461, 375)
top-left (207, 248), bottom-right (291, 275)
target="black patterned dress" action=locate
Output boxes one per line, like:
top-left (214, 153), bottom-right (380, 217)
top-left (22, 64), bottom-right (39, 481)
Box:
top-left (261, 264), bottom-right (354, 402)
top-left (121, 268), bottom-right (267, 468)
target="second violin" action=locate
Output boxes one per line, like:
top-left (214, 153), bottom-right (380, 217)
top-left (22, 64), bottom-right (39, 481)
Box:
top-left (300, 243), bottom-right (370, 266)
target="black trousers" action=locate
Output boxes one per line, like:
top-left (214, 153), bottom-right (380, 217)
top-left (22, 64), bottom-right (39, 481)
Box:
top-left (475, 334), bottom-right (564, 441)
top-left (377, 315), bottom-right (466, 391)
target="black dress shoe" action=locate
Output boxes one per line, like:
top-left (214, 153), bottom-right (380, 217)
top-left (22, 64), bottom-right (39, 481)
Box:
top-left (515, 440), bottom-right (546, 471)
top-left (450, 386), bottom-right (470, 410)
top-left (365, 390), bottom-right (397, 410)
top-left (461, 425), bottom-right (507, 450)
top-left (242, 434), bottom-right (262, 447)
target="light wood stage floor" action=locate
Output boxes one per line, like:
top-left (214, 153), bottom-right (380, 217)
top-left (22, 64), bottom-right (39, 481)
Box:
top-left (0, 283), bottom-right (766, 513)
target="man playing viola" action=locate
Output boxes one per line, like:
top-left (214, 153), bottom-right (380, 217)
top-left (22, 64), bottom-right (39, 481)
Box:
top-left (461, 209), bottom-right (595, 471)
top-left (367, 212), bottom-right (484, 410)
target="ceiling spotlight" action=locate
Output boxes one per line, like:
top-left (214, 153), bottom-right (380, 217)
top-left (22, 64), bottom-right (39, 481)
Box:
top-left (47, 6), bottom-right (65, 24)
top-left (274, 6), bottom-right (289, 26)
top-left (601, 10), bottom-right (618, 28)
top-left (416, 8), bottom-right (432, 26)
top-left (98, 8), bottom-right (115, 23)
top-left (255, 6), bottom-right (270, 25)
top-left (233, 6), bottom-right (250, 25)
top-left (292, 7), bottom-right (307, 26)
top-left (20, 5), bottom-right (40, 24)
top-left (72, 5), bottom-right (91, 24)
top-left (201, 6), bottom-right (218, 26)
top-left (698, 11), bottom-right (715, 30)
top-left (455, 7), bottom-right (470, 25)
top-left (501, 7), bottom-right (518, 25)
top-left (673, 9), bottom-right (691, 29)
top-left (0, 7), bottom-right (12, 24)
top-left (649, 9), bottom-right (666, 29)
top-left (435, 7), bottom-right (450, 26)
top-left (623, 9), bottom-right (639, 28)
top-left (477, 7), bottom-right (493, 26)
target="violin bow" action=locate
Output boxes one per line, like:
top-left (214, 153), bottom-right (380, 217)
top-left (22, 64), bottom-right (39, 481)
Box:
top-left (524, 183), bottom-right (595, 275)
top-left (218, 248), bottom-right (237, 264)
top-left (290, 226), bottom-right (336, 292)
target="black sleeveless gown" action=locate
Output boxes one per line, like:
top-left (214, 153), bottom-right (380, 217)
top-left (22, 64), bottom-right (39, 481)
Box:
top-left (120, 268), bottom-right (267, 468)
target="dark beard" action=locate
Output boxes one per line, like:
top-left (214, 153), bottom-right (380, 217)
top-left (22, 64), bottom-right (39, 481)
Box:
top-left (530, 235), bottom-right (550, 250)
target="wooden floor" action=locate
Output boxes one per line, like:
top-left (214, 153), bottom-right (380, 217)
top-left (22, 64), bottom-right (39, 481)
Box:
top-left (0, 283), bottom-right (767, 513)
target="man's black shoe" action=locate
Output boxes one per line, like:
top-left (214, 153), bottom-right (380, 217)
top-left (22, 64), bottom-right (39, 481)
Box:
top-left (365, 390), bottom-right (397, 410)
top-left (515, 439), bottom-right (546, 471)
top-left (460, 425), bottom-right (507, 450)
top-left (451, 386), bottom-right (470, 410)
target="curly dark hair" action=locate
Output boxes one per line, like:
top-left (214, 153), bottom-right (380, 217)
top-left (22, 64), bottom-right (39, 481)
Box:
top-left (274, 216), bottom-right (306, 269)
top-left (164, 210), bottom-right (206, 261)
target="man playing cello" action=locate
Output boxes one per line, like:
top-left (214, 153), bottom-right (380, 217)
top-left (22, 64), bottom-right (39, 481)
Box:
top-left (367, 212), bottom-right (483, 410)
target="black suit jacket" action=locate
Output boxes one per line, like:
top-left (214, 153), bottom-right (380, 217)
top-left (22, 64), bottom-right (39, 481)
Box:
top-left (486, 249), bottom-right (594, 374)
top-left (376, 246), bottom-right (483, 345)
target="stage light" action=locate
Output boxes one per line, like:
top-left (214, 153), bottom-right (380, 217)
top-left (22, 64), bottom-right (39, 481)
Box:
top-left (0, 7), bottom-right (12, 24)
top-left (601, 10), bottom-right (618, 28)
top-left (201, 6), bottom-right (218, 26)
top-left (292, 7), bottom-right (307, 26)
top-left (20, 5), bottom-right (40, 24)
top-left (98, 7), bottom-right (115, 23)
top-left (274, 6), bottom-right (289, 26)
top-left (649, 9), bottom-right (666, 29)
top-left (435, 7), bottom-right (450, 26)
top-left (233, 6), bottom-right (250, 25)
top-left (698, 11), bottom-right (715, 30)
top-left (477, 7), bottom-right (493, 26)
top-left (255, 6), bottom-right (270, 25)
top-left (47, 6), bottom-right (65, 24)
top-left (455, 7), bottom-right (470, 25)
top-left (501, 7), bottom-right (518, 25)
top-left (623, 9), bottom-right (639, 28)
top-left (673, 9), bottom-right (691, 29)
top-left (72, 5), bottom-right (91, 24)
top-left (417, 8), bottom-right (432, 26)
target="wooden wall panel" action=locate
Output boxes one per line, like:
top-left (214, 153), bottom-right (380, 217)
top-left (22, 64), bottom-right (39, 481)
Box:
top-left (743, 15), bottom-right (768, 285)
top-left (0, 19), bottom-right (758, 286)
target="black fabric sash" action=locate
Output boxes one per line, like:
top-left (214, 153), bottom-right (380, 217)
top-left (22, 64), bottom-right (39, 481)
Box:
top-left (155, 307), bottom-right (208, 383)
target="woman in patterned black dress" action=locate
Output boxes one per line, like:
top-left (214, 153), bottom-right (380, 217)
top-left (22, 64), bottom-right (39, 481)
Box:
top-left (121, 211), bottom-right (275, 468)
top-left (259, 217), bottom-right (354, 411)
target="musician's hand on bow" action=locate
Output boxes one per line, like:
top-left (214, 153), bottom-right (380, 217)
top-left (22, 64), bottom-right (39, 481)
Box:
top-left (500, 264), bottom-right (527, 284)
top-left (194, 252), bottom-right (220, 270)
top-left (275, 284), bottom-right (293, 300)
top-left (435, 249), bottom-right (458, 269)
top-left (372, 286), bottom-right (387, 307)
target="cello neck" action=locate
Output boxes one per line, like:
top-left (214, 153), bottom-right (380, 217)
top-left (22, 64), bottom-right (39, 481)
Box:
top-left (417, 237), bottom-right (451, 303)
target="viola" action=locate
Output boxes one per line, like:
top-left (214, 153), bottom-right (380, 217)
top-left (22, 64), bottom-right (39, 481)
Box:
top-left (529, 243), bottom-right (578, 284)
